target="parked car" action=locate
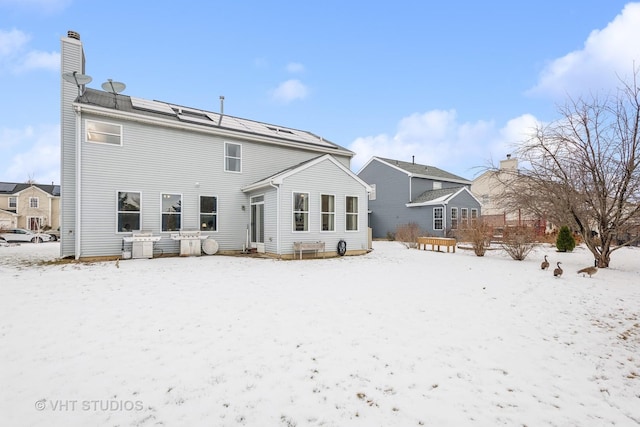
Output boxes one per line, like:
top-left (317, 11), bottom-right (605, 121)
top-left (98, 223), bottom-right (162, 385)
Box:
top-left (0, 228), bottom-right (52, 243)
top-left (46, 229), bottom-right (61, 241)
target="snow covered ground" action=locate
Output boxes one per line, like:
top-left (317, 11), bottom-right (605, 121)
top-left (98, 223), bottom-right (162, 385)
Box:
top-left (1, 240), bottom-right (639, 426)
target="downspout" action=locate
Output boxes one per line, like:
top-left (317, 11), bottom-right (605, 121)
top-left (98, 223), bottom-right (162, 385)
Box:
top-left (442, 203), bottom-right (447, 237)
top-left (74, 104), bottom-right (82, 260)
top-left (269, 181), bottom-right (280, 256)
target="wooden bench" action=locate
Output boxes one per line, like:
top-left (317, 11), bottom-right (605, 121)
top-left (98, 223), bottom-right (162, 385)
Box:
top-left (417, 237), bottom-right (456, 253)
top-left (293, 241), bottom-right (325, 260)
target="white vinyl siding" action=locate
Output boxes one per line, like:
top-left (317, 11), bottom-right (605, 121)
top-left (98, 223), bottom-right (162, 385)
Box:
top-left (86, 119), bottom-right (122, 145)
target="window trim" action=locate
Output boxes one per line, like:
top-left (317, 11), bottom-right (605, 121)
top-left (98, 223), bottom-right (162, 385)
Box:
top-left (320, 193), bottom-right (335, 232)
top-left (199, 194), bottom-right (218, 232)
top-left (434, 207), bottom-right (444, 230)
top-left (451, 207), bottom-right (458, 230)
top-left (161, 193), bottom-right (182, 232)
top-left (461, 208), bottom-right (468, 226)
top-left (85, 119), bottom-right (123, 146)
top-left (8, 196), bottom-right (17, 208)
top-left (29, 197), bottom-right (39, 209)
top-left (471, 208), bottom-right (478, 225)
top-left (345, 195), bottom-right (359, 232)
top-left (224, 141), bottom-right (242, 173)
top-left (292, 191), bottom-right (310, 233)
top-left (116, 190), bottom-right (141, 233)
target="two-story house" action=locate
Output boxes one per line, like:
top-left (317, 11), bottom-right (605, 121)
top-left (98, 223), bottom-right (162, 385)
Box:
top-left (357, 156), bottom-right (481, 239)
top-left (60, 31), bottom-right (371, 260)
top-left (0, 182), bottom-right (60, 231)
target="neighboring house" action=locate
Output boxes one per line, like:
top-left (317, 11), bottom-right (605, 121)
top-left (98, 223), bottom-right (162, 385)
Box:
top-left (357, 157), bottom-right (481, 239)
top-left (0, 182), bottom-right (60, 231)
top-left (60, 31), bottom-right (371, 260)
top-left (471, 155), bottom-right (549, 233)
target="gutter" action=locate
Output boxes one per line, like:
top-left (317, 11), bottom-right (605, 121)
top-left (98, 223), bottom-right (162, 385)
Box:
top-left (268, 180), bottom-right (281, 256)
top-left (74, 104), bottom-right (82, 260)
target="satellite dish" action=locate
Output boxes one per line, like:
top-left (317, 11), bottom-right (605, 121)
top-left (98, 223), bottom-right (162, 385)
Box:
top-left (101, 79), bottom-right (126, 108)
top-left (62, 71), bottom-right (92, 98)
top-left (101, 79), bottom-right (126, 94)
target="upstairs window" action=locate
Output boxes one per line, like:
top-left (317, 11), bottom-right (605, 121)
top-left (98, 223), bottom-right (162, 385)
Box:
top-left (225, 142), bottom-right (242, 172)
top-left (200, 196), bottom-right (218, 231)
top-left (161, 193), bottom-right (182, 232)
top-left (321, 194), bottom-right (335, 232)
top-left (433, 181), bottom-right (442, 190)
top-left (86, 120), bottom-right (122, 145)
top-left (346, 196), bottom-right (359, 231)
top-left (117, 191), bottom-right (140, 232)
top-left (9, 197), bottom-right (17, 208)
top-left (29, 197), bottom-right (39, 208)
top-left (471, 208), bottom-right (478, 226)
top-left (293, 192), bottom-right (309, 232)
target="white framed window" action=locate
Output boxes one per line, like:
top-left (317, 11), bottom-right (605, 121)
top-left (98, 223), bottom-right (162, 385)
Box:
top-left (117, 191), bottom-right (141, 232)
top-left (471, 208), bottom-right (478, 225)
top-left (224, 142), bottom-right (242, 172)
top-left (8, 197), bottom-right (17, 208)
top-left (161, 193), bottom-right (182, 232)
top-left (345, 196), bottom-right (358, 231)
top-left (200, 195), bottom-right (218, 231)
top-left (86, 119), bottom-right (123, 145)
top-left (451, 207), bottom-right (458, 230)
top-left (293, 192), bottom-right (309, 232)
top-left (369, 184), bottom-right (376, 201)
top-left (29, 197), bottom-right (39, 208)
top-left (461, 208), bottom-right (468, 226)
top-left (433, 181), bottom-right (442, 190)
top-left (321, 194), bottom-right (335, 232)
top-left (434, 207), bottom-right (444, 230)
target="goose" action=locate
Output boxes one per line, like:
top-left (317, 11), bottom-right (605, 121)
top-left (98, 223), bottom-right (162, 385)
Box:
top-left (553, 262), bottom-right (563, 277)
top-left (541, 255), bottom-right (549, 270)
top-left (577, 266), bottom-right (598, 278)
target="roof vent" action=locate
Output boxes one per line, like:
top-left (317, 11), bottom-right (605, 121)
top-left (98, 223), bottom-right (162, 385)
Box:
top-left (67, 30), bottom-right (80, 40)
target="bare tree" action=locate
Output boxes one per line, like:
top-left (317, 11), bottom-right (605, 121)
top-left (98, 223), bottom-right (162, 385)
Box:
top-left (502, 70), bottom-right (640, 267)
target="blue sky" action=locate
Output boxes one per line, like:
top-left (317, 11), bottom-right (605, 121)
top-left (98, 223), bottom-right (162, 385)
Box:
top-left (1, 0), bottom-right (639, 185)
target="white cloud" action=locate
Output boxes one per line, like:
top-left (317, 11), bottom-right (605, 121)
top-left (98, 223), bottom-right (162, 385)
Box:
top-left (0, 28), bottom-right (30, 56)
top-left (528, 2), bottom-right (640, 99)
top-left (286, 62), bottom-right (304, 73)
top-left (0, 28), bottom-right (59, 73)
top-left (349, 110), bottom-right (539, 179)
top-left (270, 79), bottom-right (308, 103)
top-left (2, 124), bottom-right (60, 184)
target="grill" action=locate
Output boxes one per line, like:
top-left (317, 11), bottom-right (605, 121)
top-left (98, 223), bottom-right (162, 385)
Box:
top-left (170, 230), bottom-right (207, 256)
top-left (122, 231), bottom-right (162, 259)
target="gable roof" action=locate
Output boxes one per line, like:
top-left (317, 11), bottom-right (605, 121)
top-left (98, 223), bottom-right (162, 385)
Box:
top-left (406, 186), bottom-right (482, 207)
top-left (241, 154), bottom-right (372, 193)
top-left (0, 182), bottom-right (60, 196)
top-left (76, 88), bottom-right (353, 156)
top-left (361, 157), bottom-right (471, 185)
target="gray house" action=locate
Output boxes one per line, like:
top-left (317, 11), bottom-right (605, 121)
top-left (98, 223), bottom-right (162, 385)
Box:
top-left (60, 31), bottom-right (371, 260)
top-left (357, 157), bottom-right (481, 239)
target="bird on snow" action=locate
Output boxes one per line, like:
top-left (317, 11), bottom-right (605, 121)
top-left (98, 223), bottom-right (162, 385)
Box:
top-left (541, 255), bottom-right (550, 270)
top-left (577, 266), bottom-right (598, 278)
top-left (553, 262), bottom-right (563, 277)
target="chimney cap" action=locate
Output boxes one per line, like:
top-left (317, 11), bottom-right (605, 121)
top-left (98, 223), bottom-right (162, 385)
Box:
top-left (67, 30), bottom-right (80, 40)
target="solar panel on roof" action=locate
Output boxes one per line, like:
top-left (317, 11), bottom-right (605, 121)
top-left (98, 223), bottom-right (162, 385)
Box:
top-left (130, 97), bottom-right (175, 115)
top-left (0, 183), bottom-right (17, 193)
